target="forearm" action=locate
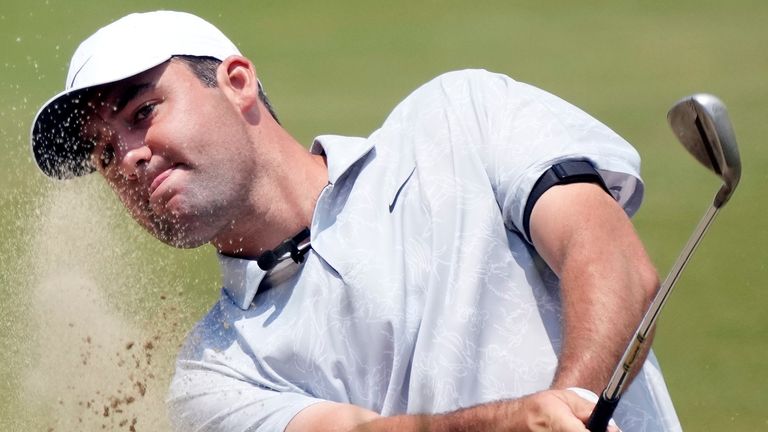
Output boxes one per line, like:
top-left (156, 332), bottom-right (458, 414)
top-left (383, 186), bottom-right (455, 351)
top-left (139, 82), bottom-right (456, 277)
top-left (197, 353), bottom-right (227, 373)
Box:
top-left (350, 390), bottom-right (595, 432)
top-left (550, 243), bottom-right (658, 392)
top-left (351, 400), bottom-right (516, 432)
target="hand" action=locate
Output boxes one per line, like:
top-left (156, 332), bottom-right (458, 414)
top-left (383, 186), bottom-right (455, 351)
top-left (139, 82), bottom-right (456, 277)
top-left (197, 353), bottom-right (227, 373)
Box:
top-left (510, 389), bottom-right (620, 432)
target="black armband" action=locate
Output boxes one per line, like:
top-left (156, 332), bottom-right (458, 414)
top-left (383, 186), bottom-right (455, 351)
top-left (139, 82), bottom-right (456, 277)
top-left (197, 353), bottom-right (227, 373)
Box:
top-left (522, 160), bottom-right (610, 241)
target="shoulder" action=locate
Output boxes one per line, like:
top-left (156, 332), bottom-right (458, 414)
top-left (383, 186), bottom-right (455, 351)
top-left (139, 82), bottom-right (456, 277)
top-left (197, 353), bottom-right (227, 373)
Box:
top-left (404, 69), bottom-right (519, 102)
top-left (382, 69), bottom-right (577, 130)
top-left (430, 68), bottom-right (511, 83)
top-left (379, 69), bottom-right (521, 130)
top-left (175, 294), bottom-right (238, 361)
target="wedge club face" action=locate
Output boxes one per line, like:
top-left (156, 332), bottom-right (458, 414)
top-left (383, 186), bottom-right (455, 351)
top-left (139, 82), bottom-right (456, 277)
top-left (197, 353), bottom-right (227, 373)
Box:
top-left (667, 94), bottom-right (742, 207)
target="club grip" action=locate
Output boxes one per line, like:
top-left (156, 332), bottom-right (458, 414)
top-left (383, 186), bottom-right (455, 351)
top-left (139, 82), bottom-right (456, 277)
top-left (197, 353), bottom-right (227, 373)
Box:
top-left (586, 394), bottom-right (621, 432)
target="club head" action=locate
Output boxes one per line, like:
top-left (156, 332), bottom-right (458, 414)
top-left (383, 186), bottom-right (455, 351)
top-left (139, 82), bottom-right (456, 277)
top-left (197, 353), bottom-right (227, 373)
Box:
top-left (667, 94), bottom-right (742, 207)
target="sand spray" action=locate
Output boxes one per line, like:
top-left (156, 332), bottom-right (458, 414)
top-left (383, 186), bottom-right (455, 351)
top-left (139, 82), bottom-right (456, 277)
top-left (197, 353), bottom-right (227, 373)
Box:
top-left (3, 178), bottom-right (214, 431)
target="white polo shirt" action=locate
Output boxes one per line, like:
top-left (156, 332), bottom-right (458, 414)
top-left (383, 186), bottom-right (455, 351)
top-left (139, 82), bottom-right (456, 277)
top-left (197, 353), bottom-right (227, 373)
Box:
top-left (168, 69), bottom-right (681, 432)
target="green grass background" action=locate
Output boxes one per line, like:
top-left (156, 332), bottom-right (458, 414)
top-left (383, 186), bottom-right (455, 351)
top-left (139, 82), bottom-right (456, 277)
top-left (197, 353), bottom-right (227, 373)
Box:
top-left (1, 0), bottom-right (767, 430)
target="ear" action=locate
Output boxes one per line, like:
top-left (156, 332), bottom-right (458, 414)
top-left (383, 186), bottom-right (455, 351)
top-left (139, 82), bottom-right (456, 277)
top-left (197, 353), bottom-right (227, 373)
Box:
top-left (216, 55), bottom-right (260, 114)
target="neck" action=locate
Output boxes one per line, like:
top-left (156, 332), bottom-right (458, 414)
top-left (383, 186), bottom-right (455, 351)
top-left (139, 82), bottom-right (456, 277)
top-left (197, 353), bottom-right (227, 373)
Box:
top-left (211, 127), bottom-right (328, 259)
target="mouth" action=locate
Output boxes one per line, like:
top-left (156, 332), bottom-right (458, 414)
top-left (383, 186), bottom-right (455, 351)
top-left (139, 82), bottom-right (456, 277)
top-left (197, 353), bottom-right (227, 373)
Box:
top-left (148, 165), bottom-right (179, 199)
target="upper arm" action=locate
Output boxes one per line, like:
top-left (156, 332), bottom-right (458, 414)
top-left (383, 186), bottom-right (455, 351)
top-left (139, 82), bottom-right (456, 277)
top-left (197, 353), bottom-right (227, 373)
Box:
top-left (170, 369), bottom-right (378, 432)
top-left (169, 352), bottom-right (380, 432)
top-left (168, 360), bottom-right (325, 432)
top-left (169, 317), bottom-right (338, 432)
top-left (528, 181), bottom-right (657, 290)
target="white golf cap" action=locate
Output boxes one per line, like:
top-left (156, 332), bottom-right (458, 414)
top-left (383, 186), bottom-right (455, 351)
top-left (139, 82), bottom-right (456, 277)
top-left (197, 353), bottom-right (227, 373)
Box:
top-left (30, 10), bottom-right (241, 179)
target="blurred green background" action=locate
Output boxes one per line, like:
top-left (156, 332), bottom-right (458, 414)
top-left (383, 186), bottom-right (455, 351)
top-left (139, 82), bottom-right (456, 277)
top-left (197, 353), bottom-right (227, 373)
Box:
top-left (1, 1), bottom-right (766, 430)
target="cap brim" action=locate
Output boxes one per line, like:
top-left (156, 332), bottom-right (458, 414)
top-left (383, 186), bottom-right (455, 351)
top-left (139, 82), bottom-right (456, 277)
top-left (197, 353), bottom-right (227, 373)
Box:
top-left (31, 88), bottom-right (98, 179)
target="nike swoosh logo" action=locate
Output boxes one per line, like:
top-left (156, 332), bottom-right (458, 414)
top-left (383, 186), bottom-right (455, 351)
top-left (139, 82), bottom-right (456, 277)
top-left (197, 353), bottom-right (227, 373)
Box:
top-left (389, 166), bottom-right (416, 213)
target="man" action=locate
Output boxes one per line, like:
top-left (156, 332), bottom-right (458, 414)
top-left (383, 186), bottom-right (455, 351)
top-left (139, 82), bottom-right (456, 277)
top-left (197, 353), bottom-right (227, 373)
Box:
top-left (31, 11), bottom-right (680, 432)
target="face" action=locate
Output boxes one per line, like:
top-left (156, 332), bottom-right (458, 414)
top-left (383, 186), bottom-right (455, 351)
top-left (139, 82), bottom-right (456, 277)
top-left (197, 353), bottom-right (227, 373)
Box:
top-left (83, 60), bottom-right (259, 248)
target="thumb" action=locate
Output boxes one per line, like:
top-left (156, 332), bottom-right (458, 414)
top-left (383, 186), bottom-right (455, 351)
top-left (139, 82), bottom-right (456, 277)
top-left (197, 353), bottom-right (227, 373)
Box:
top-left (561, 389), bottom-right (597, 422)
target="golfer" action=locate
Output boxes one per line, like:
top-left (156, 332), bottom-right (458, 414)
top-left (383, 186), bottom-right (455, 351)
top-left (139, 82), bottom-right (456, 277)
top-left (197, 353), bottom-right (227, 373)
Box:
top-left (31, 11), bottom-right (681, 432)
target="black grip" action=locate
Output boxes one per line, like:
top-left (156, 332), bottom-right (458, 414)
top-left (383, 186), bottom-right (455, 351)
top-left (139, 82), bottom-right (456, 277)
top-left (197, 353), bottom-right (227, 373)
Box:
top-left (586, 394), bottom-right (621, 432)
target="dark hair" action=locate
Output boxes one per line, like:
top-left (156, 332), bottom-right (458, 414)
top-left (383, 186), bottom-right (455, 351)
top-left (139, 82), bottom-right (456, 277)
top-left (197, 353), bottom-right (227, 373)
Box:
top-left (173, 55), bottom-right (280, 124)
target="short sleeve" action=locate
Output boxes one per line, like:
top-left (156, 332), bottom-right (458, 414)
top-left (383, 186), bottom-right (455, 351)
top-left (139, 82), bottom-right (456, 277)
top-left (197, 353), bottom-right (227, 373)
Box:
top-left (168, 357), bottom-right (322, 432)
top-left (167, 303), bottom-right (324, 432)
top-left (412, 70), bottom-right (645, 242)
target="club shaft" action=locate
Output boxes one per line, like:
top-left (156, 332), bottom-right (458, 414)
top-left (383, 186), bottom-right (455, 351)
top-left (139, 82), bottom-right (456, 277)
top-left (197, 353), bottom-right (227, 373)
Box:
top-left (602, 203), bottom-right (720, 400)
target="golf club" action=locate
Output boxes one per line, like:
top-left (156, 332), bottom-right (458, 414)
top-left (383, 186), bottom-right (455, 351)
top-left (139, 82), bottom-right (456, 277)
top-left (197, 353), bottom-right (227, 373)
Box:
top-left (586, 94), bottom-right (742, 431)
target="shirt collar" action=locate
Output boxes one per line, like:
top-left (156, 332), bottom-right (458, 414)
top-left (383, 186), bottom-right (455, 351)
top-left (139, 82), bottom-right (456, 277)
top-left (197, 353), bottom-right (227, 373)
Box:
top-left (220, 135), bottom-right (374, 310)
top-left (218, 254), bottom-right (266, 309)
top-left (311, 134), bottom-right (374, 184)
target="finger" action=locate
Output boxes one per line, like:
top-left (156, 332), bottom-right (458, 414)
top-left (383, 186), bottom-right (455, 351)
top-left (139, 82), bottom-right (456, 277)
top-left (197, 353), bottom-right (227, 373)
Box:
top-left (557, 391), bottom-right (596, 421)
top-left (548, 403), bottom-right (591, 432)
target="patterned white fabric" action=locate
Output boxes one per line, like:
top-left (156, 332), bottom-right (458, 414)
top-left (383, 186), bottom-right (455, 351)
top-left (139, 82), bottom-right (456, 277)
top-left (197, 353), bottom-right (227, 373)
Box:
top-left (168, 69), bottom-right (681, 432)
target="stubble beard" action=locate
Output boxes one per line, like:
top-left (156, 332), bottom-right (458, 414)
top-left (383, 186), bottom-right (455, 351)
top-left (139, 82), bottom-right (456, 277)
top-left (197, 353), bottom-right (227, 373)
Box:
top-left (143, 175), bottom-right (243, 249)
top-left (114, 149), bottom-right (254, 250)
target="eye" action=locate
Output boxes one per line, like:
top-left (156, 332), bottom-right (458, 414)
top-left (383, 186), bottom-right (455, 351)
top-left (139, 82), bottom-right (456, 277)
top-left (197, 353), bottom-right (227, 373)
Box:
top-left (99, 144), bottom-right (115, 169)
top-left (90, 140), bottom-right (115, 170)
top-left (87, 130), bottom-right (116, 170)
top-left (132, 102), bottom-right (157, 124)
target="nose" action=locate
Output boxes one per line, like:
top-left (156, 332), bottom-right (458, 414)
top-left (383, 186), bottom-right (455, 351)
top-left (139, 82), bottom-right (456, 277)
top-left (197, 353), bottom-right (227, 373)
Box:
top-left (117, 140), bottom-right (152, 180)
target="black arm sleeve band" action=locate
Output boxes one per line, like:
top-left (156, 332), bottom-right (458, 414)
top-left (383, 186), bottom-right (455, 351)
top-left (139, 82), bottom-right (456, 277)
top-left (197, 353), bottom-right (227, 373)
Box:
top-left (522, 160), bottom-right (610, 242)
